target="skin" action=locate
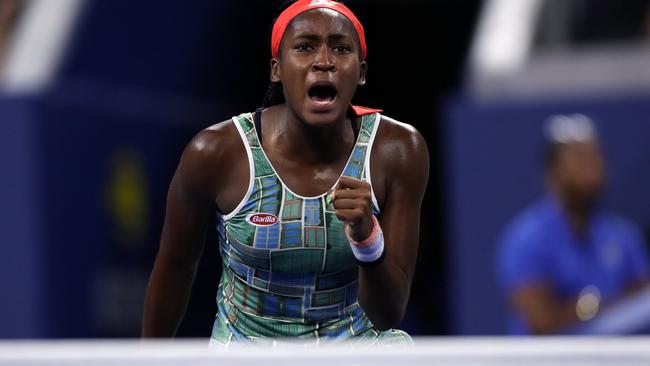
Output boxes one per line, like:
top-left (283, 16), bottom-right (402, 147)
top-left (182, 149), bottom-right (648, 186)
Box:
top-left (142, 8), bottom-right (429, 337)
top-left (0, 0), bottom-right (23, 73)
top-left (511, 141), bottom-right (648, 334)
top-left (548, 142), bottom-right (605, 235)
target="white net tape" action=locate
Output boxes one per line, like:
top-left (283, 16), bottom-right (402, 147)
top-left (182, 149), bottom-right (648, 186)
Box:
top-left (1, 337), bottom-right (650, 366)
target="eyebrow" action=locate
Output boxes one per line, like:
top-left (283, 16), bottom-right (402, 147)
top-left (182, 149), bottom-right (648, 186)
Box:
top-left (293, 33), bottom-right (351, 42)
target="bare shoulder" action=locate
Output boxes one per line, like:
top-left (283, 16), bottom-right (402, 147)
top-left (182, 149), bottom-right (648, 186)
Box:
top-left (175, 119), bottom-right (245, 199)
top-left (182, 119), bottom-right (240, 164)
top-left (375, 115), bottom-right (429, 167)
top-left (367, 115), bottom-right (429, 205)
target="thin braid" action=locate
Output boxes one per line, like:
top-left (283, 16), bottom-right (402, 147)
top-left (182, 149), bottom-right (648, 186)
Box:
top-left (262, 82), bottom-right (285, 108)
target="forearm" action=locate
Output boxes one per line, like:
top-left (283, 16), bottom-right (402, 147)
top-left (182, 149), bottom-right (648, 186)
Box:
top-left (331, 171), bottom-right (424, 331)
top-left (528, 302), bottom-right (579, 334)
top-left (624, 279), bottom-right (650, 296)
top-left (357, 258), bottom-right (410, 330)
top-left (141, 257), bottom-right (198, 338)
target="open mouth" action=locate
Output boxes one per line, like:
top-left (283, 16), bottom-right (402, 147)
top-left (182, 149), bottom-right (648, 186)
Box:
top-left (308, 84), bottom-right (337, 104)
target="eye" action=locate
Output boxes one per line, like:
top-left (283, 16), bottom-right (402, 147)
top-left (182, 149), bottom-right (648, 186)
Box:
top-left (294, 43), bottom-right (314, 52)
top-left (333, 45), bottom-right (351, 53)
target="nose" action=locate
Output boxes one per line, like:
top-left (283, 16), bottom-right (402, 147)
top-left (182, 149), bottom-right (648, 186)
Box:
top-left (312, 46), bottom-right (335, 72)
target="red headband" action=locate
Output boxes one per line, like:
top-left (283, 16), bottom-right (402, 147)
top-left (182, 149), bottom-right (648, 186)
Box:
top-left (271, 0), bottom-right (367, 61)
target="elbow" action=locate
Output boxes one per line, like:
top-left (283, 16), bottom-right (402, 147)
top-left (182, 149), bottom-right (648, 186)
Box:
top-left (360, 298), bottom-right (406, 330)
top-left (527, 315), bottom-right (562, 335)
top-left (369, 310), bottom-right (405, 331)
top-left (529, 324), bottom-right (555, 335)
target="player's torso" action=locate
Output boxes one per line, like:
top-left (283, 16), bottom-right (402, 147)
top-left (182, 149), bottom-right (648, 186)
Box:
top-left (213, 108), bottom-right (387, 217)
top-left (212, 110), bottom-right (382, 339)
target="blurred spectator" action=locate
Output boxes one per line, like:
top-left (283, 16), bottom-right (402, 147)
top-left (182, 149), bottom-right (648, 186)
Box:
top-left (0, 0), bottom-right (23, 76)
top-left (497, 114), bottom-right (650, 335)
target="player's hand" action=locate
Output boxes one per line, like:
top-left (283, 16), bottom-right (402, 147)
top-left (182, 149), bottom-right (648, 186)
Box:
top-left (330, 176), bottom-right (374, 242)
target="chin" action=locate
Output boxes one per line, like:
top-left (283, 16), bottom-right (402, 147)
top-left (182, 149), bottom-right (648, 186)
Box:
top-left (299, 102), bottom-right (347, 126)
top-left (303, 111), bottom-right (342, 126)
top-left (572, 192), bottom-right (601, 211)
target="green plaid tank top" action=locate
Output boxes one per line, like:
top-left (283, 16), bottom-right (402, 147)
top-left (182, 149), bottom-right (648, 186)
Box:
top-left (211, 111), bottom-right (411, 345)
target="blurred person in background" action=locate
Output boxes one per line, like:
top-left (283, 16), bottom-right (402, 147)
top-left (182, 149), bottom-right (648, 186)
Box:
top-left (142, 0), bottom-right (428, 345)
top-left (497, 114), bottom-right (650, 335)
top-left (0, 0), bottom-right (23, 75)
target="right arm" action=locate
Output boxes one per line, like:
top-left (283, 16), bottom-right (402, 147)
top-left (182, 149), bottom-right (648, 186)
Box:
top-left (511, 284), bottom-right (580, 334)
top-left (141, 125), bottom-right (229, 338)
top-left (498, 227), bottom-right (580, 334)
top-left (512, 222), bottom-right (650, 334)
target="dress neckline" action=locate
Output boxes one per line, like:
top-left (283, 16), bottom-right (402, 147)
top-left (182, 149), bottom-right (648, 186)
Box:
top-left (252, 108), bottom-right (364, 200)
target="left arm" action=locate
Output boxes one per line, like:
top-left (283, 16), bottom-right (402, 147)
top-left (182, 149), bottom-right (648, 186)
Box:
top-left (333, 123), bottom-right (429, 329)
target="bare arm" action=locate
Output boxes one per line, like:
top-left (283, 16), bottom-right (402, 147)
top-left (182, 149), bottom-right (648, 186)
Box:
top-left (513, 244), bottom-right (650, 334)
top-left (141, 126), bottom-right (228, 337)
top-left (511, 284), bottom-right (581, 334)
top-left (333, 120), bottom-right (429, 329)
top-left (514, 279), bottom-right (650, 335)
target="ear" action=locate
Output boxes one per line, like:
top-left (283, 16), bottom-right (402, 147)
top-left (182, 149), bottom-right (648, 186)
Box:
top-left (270, 58), bottom-right (281, 83)
top-left (357, 61), bottom-right (367, 86)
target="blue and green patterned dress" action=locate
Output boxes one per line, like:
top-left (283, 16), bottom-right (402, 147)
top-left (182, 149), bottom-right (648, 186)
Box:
top-left (210, 110), bottom-right (411, 346)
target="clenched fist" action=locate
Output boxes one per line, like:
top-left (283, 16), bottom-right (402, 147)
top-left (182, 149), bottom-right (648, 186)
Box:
top-left (329, 176), bottom-right (374, 242)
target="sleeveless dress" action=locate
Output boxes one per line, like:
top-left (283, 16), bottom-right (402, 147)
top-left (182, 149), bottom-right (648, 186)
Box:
top-left (210, 110), bottom-right (411, 346)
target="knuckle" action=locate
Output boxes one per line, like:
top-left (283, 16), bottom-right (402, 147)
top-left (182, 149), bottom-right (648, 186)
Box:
top-left (360, 200), bottom-right (369, 211)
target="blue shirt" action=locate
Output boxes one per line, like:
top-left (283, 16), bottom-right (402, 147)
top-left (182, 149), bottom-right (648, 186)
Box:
top-left (497, 197), bottom-right (650, 334)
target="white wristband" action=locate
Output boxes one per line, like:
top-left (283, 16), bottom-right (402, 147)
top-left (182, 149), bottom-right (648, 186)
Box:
top-left (345, 216), bottom-right (385, 263)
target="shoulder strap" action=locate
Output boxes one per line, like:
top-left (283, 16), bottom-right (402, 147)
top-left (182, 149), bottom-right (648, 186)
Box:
top-left (362, 113), bottom-right (381, 214)
top-left (254, 107), bottom-right (263, 146)
top-left (236, 110), bottom-right (275, 178)
top-left (232, 112), bottom-right (276, 179)
top-left (342, 113), bottom-right (379, 181)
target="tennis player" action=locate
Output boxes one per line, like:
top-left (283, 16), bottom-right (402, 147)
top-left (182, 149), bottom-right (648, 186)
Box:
top-left (142, 0), bottom-right (429, 345)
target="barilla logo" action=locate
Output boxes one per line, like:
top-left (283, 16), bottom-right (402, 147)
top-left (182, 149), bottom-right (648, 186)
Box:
top-left (246, 213), bottom-right (278, 226)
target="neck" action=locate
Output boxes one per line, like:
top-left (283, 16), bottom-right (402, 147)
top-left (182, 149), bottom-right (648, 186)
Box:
top-left (566, 206), bottom-right (590, 236)
top-left (552, 191), bottom-right (594, 237)
top-left (270, 105), bottom-right (356, 164)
